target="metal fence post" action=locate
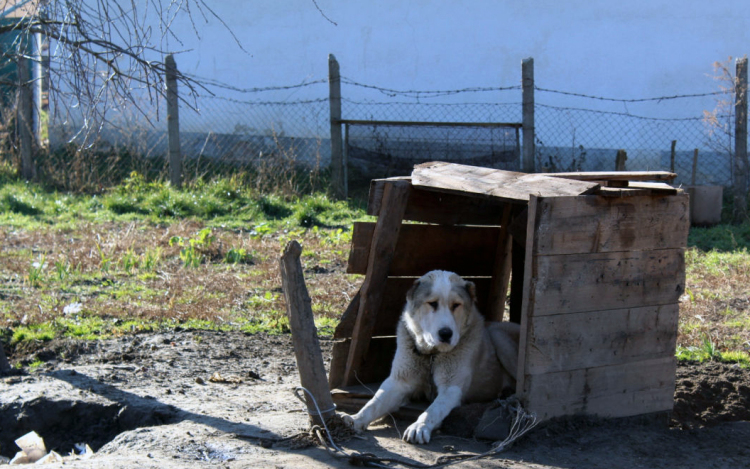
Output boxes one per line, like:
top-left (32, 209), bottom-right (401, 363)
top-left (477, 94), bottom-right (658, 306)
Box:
top-left (329, 54), bottom-right (346, 199)
top-left (166, 54), bottom-right (182, 188)
top-left (18, 57), bottom-right (34, 180)
top-left (735, 56), bottom-right (748, 223)
top-left (522, 58), bottom-right (535, 173)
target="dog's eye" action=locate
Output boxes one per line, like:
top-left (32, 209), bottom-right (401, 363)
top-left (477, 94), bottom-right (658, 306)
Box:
top-left (451, 303), bottom-right (461, 312)
top-left (428, 301), bottom-right (438, 310)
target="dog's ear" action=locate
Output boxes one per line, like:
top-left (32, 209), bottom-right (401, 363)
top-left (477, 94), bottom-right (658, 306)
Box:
top-left (406, 279), bottom-right (421, 302)
top-left (463, 280), bottom-right (477, 303)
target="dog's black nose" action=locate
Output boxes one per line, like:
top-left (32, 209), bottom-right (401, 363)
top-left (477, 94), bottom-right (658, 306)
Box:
top-left (438, 328), bottom-right (453, 343)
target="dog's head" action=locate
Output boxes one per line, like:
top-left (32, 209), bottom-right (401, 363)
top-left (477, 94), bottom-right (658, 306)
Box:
top-left (403, 270), bottom-right (477, 354)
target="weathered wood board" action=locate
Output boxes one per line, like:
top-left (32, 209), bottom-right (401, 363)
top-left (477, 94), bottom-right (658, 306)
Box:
top-left (532, 194), bottom-right (689, 255)
top-left (343, 180), bottom-right (409, 387)
top-left (524, 356), bottom-right (677, 420)
top-left (411, 162), bottom-right (600, 203)
top-left (524, 304), bottom-right (679, 374)
top-left (531, 248), bottom-right (685, 316)
top-left (368, 177), bottom-right (512, 225)
top-left (348, 222), bottom-right (502, 276)
top-left (545, 171), bottom-right (677, 182)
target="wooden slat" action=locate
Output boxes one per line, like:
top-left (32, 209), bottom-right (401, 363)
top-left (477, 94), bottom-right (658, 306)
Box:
top-left (328, 291), bottom-right (360, 389)
top-left (347, 222), bottom-right (502, 276)
top-left (525, 357), bottom-right (677, 420)
top-left (533, 194), bottom-right (689, 255)
top-left (344, 181), bottom-right (410, 387)
top-left (487, 205), bottom-right (513, 321)
top-left (524, 304), bottom-right (679, 374)
top-left (546, 171), bottom-right (677, 182)
top-left (628, 181), bottom-right (679, 194)
top-left (532, 249), bottom-right (685, 316)
top-left (411, 162), bottom-right (600, 203)
top-left (368, 177), bottom-right (512, 225)
top-left (515, 195), bottom-right (540, 397)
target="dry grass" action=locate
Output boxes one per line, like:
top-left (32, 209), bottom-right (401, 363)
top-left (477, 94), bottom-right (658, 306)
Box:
top-left (679, 248), bottom-right (750, 355)
top-left (0, 221), bottom-right (361, 342)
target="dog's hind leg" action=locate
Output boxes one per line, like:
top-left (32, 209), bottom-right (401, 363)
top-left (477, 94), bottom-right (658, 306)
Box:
top-left (486, 322), bottom-right (520, 381)
top-left (343, 377), bottom-right (413, 432)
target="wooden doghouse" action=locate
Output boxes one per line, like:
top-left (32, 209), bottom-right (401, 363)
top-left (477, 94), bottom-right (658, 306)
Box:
top-left (329, 162), bottom-right (689, 421)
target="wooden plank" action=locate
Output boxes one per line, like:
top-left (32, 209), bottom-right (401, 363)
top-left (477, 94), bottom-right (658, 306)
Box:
top-left (487, 205), bottom-right (513, 321)
top-left (371, 277), bottom-right (493, 337)
top-left (597, 187), bottom-right (651, 197)
top-left (344, 181), bottom-right (410, 387)
top-left (534, 194), bottom-right (689, 255)
top-left (525, 357), bottom-right (677, 420)
top-left (280, 241), bottom-right (335, 423)
top-left (515, 195), bottom-right (540, 397)
top-left (545, 171), bottom-right (677, 182)
top-left (532, 249), bottom-right (686, 316)
top-left (328, 291), bottom-right (361, 389)
top-left (628, 181), bottom-right (679, 194)
top-left (411, 162), bottom-right (600, 203)
top-left (524, 304), bottom-right (679, 374)
top-left (347, 222), bottom-right (501, 276)
top-left (367, 177), bottom-right (513, 225)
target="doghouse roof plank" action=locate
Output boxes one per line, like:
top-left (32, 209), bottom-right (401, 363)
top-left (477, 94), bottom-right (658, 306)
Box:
top-left (544, 170), bottom-right (677, 182)
top-left (412, 162), bottom-right (600, 202)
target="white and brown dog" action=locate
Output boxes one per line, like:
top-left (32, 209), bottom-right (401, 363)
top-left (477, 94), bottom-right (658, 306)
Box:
top-left (343, 270), bottom-right (520, 444)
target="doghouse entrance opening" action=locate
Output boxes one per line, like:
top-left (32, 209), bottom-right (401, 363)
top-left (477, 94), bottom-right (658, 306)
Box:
top-left (0, 398), bottom-right (178, 458)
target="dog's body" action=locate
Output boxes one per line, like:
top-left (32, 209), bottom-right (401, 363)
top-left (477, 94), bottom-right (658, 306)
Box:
top-left (343, 270), bottom-right (520, 444)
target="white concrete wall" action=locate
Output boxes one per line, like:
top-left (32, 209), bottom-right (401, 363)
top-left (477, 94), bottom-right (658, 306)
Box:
top-left (165, 0), bottom-right (750, 114)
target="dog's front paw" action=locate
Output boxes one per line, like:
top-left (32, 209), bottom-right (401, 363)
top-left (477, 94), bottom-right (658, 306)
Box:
top-left (341, 413), bottom-right (368, 432)
top-left (403, 421), bottom-right (432, 444)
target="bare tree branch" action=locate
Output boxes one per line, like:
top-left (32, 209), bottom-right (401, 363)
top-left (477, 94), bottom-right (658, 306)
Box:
top-left (0, 0), bottom-right (245, 146)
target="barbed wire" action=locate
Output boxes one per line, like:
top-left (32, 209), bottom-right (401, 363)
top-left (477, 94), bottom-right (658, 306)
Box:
top-left (340, 77), bottom-right (521, 98)
top-left (194, 94), bottom-right (328, 107)
top-left (535, 86), bottom-right (725, 103)
top-left (535, 102), bottom-right (713, 122)
top-left (181, 74), bottom-right (328, 94)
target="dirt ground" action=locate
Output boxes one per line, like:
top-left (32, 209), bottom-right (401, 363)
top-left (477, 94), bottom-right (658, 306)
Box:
top-left (2, 330), bottom-right (749, 469)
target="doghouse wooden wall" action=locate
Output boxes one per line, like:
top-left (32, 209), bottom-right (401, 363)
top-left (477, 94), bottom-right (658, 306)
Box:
top-left (517, 193), bottom-right (690, 420)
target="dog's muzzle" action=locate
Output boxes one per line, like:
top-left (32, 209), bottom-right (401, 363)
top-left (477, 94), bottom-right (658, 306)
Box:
top-left (438, 327), bottom-right (453, 344)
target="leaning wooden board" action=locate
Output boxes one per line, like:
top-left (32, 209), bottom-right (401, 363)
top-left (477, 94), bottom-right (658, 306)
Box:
top-left (517, 194), bottom-right (689, 420)
top-left (411, 162), bottom-right (601, 202)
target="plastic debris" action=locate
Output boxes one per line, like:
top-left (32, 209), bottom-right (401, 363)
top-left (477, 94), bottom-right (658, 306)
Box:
top-left (34, 451), bottom-right (62, 465)
top-left (12, 431), bottom-right (47, 463)
top-left (208, 372), bottom-right (242, 384)
top-left (73, 443), bottom-right (94, 459)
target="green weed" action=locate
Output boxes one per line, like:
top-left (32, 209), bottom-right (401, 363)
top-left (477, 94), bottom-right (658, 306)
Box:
top-left (27, 255), bottom-right (46, 287)
top-left (225, 247), bottom-right (254, 264)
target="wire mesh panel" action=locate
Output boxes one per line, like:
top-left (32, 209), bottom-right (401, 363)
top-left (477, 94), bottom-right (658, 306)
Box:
top-left (345, 121), bottom-right (521, 181)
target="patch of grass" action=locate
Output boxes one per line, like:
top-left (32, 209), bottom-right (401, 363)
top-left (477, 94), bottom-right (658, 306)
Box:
top-left (12, 323), bottom-right (57, 344)
top-left (28, 358), bottom-right (45, 372)
top-left (688, 222), bottom-right (750, 252)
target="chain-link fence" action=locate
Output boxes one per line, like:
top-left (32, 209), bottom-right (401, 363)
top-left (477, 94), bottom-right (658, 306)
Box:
top-left (36, 72), bottom-right (746, 193)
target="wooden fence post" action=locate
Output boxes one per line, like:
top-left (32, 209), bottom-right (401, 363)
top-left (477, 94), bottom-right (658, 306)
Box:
top-left (280, 241), bottom-right (336, 425)
top-left (615, 149), bottom-right (628, 171)
top-left (522, 58), bottom-right (535, 173)
top-left (166, 54), bottom-right (182, 188)
top-left (670, 140), bottom-right (677, 173)
top-left (18, 57), bottom-right (34, 180)
top-left (734, 56), bottom-right (748, 223)
top-left (329, 54), bottom-right (345, 199)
